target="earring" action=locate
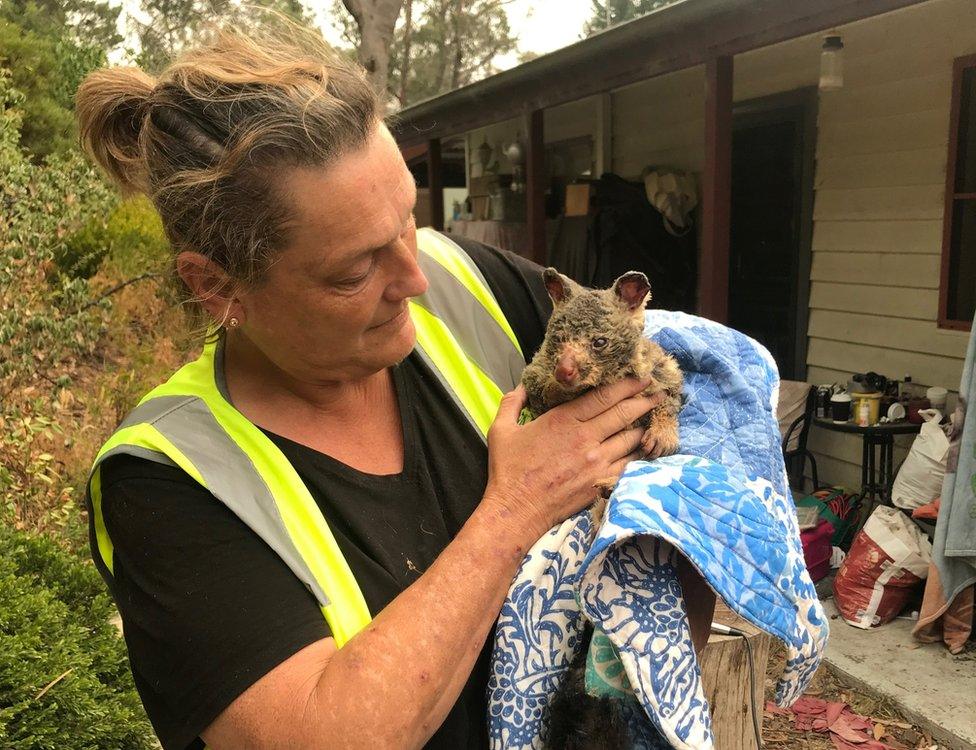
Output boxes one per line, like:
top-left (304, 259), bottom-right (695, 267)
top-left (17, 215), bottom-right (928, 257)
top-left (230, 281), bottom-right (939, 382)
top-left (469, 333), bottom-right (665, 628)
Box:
top-left (227, 317), bottom-right (240, 328)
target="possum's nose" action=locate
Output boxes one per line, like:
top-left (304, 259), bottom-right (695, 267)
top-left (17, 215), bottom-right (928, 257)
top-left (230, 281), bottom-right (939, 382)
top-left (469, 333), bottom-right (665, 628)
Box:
top-left (554, 355), bottom-right (578, 385)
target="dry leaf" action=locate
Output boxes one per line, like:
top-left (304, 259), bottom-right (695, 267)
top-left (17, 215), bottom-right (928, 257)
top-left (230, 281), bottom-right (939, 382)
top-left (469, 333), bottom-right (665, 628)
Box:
top-left (874, 724), bottom-right (886, 740)
top-left (874, 719), bottom-right (913, 730)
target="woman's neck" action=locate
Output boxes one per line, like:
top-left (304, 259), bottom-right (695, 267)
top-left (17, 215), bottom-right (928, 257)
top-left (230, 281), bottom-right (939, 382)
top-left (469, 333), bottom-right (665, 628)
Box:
top-left (220, 332), bottom-right (404, 473)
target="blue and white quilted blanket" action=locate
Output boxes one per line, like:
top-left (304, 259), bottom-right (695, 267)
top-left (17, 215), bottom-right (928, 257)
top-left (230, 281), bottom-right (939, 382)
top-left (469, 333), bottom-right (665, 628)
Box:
top-left (487, 311), bottom-right (829, 749)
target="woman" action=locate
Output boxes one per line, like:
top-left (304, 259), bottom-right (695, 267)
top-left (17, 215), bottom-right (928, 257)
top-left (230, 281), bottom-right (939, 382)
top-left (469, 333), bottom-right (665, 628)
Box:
top-left (77, 25), bottom-right (669, 750)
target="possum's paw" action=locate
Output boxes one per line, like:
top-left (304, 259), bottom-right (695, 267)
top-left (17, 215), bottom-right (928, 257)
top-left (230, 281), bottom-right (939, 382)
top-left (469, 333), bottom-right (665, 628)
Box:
top-left (593, 478), bottom-right (617, 502)
top-left (589, 493), bottom-right (609, 529)
top-left (640, 419), bottom-right (680, 459)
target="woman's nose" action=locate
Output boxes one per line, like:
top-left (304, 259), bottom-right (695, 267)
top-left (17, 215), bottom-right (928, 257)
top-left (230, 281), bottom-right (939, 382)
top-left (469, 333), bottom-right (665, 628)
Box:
top-left (385, 237), bottom-right (429, 301)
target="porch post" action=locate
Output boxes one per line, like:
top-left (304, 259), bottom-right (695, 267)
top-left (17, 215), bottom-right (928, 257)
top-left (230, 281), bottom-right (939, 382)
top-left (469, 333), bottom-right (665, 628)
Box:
top-left (427, 138), bottom-right (444, 231)
top-left (525, 109), bottom-right (547, 265)
top-left (699, 55), bottom-right (733, 323)
top-left (595, 93), bottom-right (613, 176)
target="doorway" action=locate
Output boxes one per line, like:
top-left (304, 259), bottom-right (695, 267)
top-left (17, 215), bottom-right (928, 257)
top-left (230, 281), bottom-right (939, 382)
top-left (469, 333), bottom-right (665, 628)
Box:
top-left (729, 89), bottom-right (816, 381)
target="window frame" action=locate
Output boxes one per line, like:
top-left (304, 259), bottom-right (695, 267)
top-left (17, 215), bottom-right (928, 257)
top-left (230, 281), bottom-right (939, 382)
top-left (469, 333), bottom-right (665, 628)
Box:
top-left (939, 53), bottom-right (976, 331)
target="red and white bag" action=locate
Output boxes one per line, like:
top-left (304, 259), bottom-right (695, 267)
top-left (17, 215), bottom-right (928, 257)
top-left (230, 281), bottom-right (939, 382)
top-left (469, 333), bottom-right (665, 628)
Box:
top-left (832, 506), bottom-right (932, 629)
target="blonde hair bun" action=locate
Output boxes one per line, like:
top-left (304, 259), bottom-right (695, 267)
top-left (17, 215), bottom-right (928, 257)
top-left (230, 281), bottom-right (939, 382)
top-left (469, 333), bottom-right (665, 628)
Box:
top-left (76, 67), bottom-right (157, 195)
top-left (73, 21), bottom-right (379, 299)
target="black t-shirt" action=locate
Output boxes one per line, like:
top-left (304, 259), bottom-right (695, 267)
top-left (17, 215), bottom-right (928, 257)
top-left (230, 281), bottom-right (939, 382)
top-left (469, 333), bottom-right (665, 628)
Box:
top-left (94, 236), bottom-right (551, 750)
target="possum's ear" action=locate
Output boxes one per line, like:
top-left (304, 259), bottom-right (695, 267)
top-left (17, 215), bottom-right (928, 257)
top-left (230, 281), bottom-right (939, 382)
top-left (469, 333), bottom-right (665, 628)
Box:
top-left (612, 271), bottom-right (651, 313)
top-left (543, 268), bottom-right (574, 306)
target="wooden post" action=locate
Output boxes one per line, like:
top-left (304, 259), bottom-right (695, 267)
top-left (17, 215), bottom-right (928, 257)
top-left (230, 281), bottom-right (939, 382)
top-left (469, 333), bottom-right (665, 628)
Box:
top-left (427, 137), bottom-right (444, 231)
top-left (699, 55), bottom-right (733, 323)
top-left (525, 109), bottom-right (547, 265)
top-left (700, 601), bottom-right (771, 750)
top-left (595, 92), bottom-right (613, 176)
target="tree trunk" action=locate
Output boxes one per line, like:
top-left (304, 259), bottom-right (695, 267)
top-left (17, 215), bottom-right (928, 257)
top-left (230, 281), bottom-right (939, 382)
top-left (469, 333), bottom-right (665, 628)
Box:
top-left (432, 0), bottom-right (451, 93)
top-left (699, 602), bottom-right (772, 750)
top-left (398, 0), bottom-right (413, 104)
top-left (341, 0), bottom-right (405, 97)
top-left (449, 0), bottom-right (464, 90)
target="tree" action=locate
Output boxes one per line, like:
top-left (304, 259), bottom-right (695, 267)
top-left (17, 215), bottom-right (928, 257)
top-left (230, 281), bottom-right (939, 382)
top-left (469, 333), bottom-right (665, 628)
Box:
top-left (132, 0), bottom-right (315, 73)
top-left (0, 15), bottom-right (107, 158)
top-left (339, 0), bottom-right (405, 97)
top-left (397, 0), bottom-right (414, 104)
top-left (582, 0), bottom-right (676, 36)
top-left (0, 0), bottom-right (122, 50)
top-left (394, 0), bottom-right (516, 104)
top-left (335, 0), bottom-right (517, 107)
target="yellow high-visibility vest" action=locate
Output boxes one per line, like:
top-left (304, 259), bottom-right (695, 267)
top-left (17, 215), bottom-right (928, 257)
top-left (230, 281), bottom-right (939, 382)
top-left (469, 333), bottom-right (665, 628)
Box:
top-left (87, 228), bottom-right (525, 646)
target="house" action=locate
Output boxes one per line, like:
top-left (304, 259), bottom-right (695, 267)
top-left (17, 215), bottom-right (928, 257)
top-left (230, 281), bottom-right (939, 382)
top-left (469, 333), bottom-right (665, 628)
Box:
top-left (392, 0), bottom-right (975, 494)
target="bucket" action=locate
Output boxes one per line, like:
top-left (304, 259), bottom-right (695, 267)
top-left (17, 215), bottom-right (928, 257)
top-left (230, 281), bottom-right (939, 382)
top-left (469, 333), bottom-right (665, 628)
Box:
top-left (851, 392), bottom-right (882, 427)
top-left (926, 386), bottom-right (947, 413)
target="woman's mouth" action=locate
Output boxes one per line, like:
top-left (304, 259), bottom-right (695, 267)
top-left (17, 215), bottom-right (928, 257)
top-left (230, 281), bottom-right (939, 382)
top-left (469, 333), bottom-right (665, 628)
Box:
top-left (372, 307), bottom-right (409, 330)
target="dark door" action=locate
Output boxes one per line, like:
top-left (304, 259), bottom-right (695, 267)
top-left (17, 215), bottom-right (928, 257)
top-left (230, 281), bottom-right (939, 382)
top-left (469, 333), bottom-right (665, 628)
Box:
top-left (729, 92), bottom-right (815, 381)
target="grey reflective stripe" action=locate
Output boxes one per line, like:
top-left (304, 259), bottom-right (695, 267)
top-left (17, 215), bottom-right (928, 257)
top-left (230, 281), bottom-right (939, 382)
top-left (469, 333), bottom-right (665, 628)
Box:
top-left (97, 395), bottom-right (331, 608)
top-left (96, 444), bottom-right (178, 470)
top-left (212, 336), bottom-right (231, 402)
top-left (415, 244), bottom-right (524, 392)
top-left (118, 395), bottom-right (196, 430)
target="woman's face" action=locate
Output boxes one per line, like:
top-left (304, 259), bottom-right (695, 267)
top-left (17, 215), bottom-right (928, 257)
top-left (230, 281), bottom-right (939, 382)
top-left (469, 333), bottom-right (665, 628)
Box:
top-left (236, 123), bottom-right (428, 384)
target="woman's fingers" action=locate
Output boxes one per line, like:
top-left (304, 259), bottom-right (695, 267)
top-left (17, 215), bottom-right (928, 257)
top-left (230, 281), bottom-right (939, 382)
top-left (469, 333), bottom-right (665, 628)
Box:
top-left (490, 386), bottom-right (527, 436)
top-left (589, 394), bottom-right (658, 440)
top-left (566, 377), bottom-right (650, 422)
top-left (607, 450), bottom-right (642, 479)
top-left (600, 427), bottom-right (644, 462)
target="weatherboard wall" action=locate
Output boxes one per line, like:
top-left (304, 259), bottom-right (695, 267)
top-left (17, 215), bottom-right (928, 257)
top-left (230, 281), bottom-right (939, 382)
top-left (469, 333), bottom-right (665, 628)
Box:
top-left (457, 0), bottom-right (972, 492)
top-left (607, 0), bottom-right (972, 490)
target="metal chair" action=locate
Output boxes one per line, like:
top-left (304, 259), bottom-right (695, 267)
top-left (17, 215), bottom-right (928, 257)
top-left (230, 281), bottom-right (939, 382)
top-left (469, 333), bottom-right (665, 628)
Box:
top-left (779, 382), bottom-right (820, 493)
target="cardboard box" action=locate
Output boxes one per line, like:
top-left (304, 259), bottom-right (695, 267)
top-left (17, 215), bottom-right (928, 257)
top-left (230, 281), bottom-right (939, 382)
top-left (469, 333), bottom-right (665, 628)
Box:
top-left (470, 195), bottom-right (491, 220)
top-left (564, 183), bottom-right (592, 217)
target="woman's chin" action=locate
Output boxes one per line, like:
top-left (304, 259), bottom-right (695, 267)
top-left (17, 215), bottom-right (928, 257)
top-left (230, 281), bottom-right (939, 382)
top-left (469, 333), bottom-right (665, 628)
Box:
top-left (381, 315), bottom-right (417, 365)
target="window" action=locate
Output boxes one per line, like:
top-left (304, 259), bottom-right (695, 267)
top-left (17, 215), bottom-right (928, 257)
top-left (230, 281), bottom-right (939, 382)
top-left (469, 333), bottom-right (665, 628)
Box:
top-left (940, 55), bottom-right (976, 330)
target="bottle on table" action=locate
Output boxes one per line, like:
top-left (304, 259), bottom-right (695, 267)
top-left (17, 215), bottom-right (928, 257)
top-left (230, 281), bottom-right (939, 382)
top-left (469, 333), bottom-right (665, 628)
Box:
top-left (899, 375), bottom-right (913, 405)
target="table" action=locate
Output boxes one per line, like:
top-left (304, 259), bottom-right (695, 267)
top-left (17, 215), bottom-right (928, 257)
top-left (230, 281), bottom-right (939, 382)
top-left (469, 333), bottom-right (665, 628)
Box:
top-left (812, 417), bottom-right (921, 517)
top-left (447, 219), bottom-right (531, 257)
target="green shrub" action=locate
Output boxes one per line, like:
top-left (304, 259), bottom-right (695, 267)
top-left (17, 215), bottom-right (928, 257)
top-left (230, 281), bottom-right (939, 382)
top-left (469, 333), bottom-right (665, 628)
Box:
top-left (57, 197), bottom-right (169, 280)
top-left (54, 216), bottom-right (111, 279)
top-left (0, 526), bottom-right (155, 750)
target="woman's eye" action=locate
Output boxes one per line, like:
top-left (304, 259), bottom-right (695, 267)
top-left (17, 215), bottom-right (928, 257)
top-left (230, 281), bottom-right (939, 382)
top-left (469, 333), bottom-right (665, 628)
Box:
top-left (336, 274), bottom-right (368, 288)
top-left (334, 261), bottom-right (375, 289)
top-left (592, 337), bottom-right (609, 350)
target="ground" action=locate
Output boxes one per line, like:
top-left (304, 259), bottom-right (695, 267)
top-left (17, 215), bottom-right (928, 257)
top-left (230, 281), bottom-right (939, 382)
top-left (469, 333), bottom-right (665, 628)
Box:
top-left (763, 628), bottom-right (974, 750)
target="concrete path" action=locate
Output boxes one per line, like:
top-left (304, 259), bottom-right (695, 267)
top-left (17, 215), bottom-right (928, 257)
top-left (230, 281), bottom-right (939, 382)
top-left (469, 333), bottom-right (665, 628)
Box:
top-left (822, 599), bottom-right (976, 750)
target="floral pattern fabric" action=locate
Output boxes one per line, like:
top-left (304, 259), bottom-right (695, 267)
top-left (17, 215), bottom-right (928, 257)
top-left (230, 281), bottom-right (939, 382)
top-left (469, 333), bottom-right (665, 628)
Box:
top-left (487, 311), bottom-right (829, 749)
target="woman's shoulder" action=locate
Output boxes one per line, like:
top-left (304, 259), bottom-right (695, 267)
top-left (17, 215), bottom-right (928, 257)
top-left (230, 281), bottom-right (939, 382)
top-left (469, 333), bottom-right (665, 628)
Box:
top-left (99, 451), bottom-right (195, 488)
top-left (96, 452), bottom-right (237, 543)
top-left (440, 232), bottom-right (552, 360)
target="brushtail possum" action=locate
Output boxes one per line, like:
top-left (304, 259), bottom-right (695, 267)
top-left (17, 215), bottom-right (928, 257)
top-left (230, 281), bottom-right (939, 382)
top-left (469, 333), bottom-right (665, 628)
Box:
top-left (522, 268), bottom-right (683, 465)
top-left (521, 268), bottom-right (684, 750)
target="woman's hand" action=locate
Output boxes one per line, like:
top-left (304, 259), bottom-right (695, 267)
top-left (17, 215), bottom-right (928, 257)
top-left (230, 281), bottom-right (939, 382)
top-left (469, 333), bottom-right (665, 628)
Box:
top-left (485, 379), bottom-right (664, 540)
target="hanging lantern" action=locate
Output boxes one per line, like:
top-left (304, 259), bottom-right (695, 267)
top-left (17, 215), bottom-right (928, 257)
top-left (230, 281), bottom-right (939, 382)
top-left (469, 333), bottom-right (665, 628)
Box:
top-left (819, 35), bottom-right (844, 91)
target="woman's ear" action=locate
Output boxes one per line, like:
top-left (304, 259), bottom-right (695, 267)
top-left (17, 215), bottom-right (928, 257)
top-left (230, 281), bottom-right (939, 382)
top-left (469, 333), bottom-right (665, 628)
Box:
top-left (176, 251), bottom-right (244, 327)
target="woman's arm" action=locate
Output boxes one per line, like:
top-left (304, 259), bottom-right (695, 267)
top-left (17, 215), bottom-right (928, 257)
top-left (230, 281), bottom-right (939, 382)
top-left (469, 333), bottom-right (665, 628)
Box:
top-left (203, 379), bottom-right (660, 749)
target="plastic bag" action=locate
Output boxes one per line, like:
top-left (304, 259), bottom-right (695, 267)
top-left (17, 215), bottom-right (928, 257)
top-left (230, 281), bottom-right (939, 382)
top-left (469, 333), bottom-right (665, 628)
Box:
top-left (891, 409), bottom-right (949, 511)
top-left (833, 506), bottom-right (931, 628)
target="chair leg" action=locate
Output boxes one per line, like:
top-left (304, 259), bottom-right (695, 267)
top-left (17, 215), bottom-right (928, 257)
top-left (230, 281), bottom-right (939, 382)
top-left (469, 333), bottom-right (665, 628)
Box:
top-left (807, 452), bottom-right (819, 492)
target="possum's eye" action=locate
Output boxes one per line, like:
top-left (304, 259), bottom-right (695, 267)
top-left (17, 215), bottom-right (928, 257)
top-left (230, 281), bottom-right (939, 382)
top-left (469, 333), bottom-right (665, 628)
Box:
top-left (591, 337), bottom-right (609, 350)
